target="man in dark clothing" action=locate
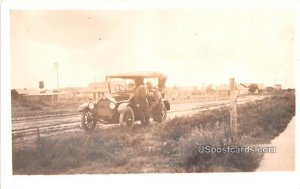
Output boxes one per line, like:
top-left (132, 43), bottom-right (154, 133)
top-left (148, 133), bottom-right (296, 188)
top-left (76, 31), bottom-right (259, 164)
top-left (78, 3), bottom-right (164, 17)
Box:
top-left (135, 81), bottom-right (152, 126)
top-left (149, 86), bottom-right (164, 122)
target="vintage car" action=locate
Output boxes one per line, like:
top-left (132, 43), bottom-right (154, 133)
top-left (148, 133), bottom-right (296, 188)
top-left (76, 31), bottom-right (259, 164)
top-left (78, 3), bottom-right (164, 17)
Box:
top-left (78, 72), bottom-right (171, 131)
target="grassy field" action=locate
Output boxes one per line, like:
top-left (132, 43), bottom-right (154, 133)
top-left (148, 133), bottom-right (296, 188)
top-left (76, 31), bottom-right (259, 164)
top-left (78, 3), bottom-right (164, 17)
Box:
top-left (13, 92), bottom-right (295, 174)
top-left (11, 100), bottom-right (79, 118)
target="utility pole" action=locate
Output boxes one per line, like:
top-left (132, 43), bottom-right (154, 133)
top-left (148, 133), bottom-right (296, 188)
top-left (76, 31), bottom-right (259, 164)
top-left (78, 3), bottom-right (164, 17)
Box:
top-left (53, 62), bottom-right (59, 92)
top-left (229, 78), bottom-right (238, 142)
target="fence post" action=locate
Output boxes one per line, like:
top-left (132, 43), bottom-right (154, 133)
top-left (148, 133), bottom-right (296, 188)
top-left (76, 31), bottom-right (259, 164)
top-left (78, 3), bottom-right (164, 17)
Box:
top-left (229, 78), bottom-right (238, 142)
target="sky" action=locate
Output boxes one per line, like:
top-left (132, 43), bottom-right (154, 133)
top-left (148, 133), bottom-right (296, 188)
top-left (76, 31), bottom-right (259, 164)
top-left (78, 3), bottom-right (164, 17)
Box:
top-left (10, 8), bottom-right (296, 89)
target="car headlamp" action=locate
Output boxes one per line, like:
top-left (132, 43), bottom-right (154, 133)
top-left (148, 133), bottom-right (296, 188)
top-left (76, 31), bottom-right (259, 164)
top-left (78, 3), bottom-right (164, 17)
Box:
top-left (109, 102), bottom-right (116, 110)
top-left (88, 103), bottom-right (95, 109)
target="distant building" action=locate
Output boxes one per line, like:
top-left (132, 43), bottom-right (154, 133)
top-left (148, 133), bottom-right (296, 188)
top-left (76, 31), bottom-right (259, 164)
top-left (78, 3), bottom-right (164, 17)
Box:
top-left (11, 88), bottom-right (32, 101)
top-left (215, 84), bottom-right (229, 96)
top-left (274, 84), bottom-right (282, 90)
top-left (78, 81), bottom-right (108, 100)
top-left (11, 88), bottom-right (58, 104)
top-left (214, 84), bottom-right (248, 96)
top-left (236, 84), bottom-right (249, 95)
top-left (264, 86), bottom-right (274, 94)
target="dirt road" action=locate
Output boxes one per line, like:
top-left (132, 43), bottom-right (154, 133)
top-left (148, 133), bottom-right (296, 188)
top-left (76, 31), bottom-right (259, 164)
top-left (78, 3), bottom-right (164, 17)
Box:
top-left (12, 95), bottom-right (266, 143)
top-left (256, 116), bottom-right (295, 171)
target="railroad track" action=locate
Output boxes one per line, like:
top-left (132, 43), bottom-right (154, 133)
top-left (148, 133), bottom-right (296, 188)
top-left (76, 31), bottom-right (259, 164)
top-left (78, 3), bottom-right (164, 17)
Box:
top-left (12, 96), bottom-right (266, 144)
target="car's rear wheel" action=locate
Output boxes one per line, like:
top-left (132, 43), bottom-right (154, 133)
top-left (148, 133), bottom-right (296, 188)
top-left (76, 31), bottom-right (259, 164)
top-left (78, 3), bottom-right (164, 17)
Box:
top-left (81, 109), bottom-right (97, 131)
top-left (119, 107), bottom-right (135, 126)
top-left (152, 104), bottom-right (168, 123)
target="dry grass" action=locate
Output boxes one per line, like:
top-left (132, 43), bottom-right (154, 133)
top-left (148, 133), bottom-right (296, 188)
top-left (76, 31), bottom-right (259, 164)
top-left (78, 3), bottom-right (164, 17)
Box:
top-left (174, 131), bottom-right (262, 172)
top-left (13, 92), bottom-right (295, 174)
top-left (13, 132), bottom-right (125, 174)
top-left (238, 93), bottom-right (295, 140)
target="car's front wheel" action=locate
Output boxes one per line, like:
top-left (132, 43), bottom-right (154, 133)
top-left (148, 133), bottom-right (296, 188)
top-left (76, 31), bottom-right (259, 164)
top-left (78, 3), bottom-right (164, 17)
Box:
top-left (81, 109), bottom-right (97, 131)
top-left (119, 107), bottom-right (135, 126)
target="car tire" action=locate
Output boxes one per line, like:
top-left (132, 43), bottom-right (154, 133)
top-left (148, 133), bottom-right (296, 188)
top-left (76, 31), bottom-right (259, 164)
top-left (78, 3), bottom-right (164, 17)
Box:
top-left (119, 106), bottom-right (135, 126)
top-left (81, 109), bottom-right (97, 131)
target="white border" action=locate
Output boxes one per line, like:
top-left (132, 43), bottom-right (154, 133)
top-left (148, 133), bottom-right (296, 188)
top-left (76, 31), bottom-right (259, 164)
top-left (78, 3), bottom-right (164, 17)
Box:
top-left (1, 1), bottom-right (13, 189)
top-left (2, 0), bottom-right (300, 10)
top-left (1, 1), bottom-right (300, 189)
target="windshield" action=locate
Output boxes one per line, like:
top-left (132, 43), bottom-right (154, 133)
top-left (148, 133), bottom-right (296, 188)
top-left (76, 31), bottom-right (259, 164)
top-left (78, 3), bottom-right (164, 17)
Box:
top-left (108, 78), bottom-right (136, 93)
top-left (107, 76), bottom-right (164, 93)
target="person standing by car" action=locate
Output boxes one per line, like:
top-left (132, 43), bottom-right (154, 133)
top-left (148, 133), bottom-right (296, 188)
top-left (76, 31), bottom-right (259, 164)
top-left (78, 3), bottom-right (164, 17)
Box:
top-left (135, 81), bottom-right (152, 126)
top-left (149, 86), bottom-right (164, 122)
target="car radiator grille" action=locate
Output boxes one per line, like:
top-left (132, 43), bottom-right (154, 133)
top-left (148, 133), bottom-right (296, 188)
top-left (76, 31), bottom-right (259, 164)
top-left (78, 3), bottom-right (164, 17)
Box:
top-left (97, 99), bottom-right (113, 117)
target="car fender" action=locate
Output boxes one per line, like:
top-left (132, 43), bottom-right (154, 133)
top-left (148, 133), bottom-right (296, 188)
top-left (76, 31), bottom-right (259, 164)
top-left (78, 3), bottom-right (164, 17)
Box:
top-left (117, 102), bottom-right (130, 112)
top-left (163, 100), bottom-right (170, 111)
top-left (78, 102), bottom-right (90, 112)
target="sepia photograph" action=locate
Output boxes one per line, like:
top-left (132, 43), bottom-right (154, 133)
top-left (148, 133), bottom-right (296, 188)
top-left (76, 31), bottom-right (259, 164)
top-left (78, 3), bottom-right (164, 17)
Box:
top-left (1, 1), bottom-right (299, 188)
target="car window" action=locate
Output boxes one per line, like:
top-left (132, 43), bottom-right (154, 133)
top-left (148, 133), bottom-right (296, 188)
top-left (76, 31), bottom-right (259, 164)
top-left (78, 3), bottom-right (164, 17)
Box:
top-left (110, 78), bottom-right (135, 93)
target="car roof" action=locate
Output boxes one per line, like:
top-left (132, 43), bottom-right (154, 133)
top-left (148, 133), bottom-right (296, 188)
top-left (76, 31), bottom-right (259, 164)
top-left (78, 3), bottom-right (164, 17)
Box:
top-left (106, 71), bottom-right (167, 79)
